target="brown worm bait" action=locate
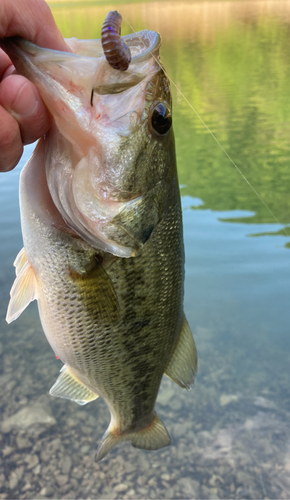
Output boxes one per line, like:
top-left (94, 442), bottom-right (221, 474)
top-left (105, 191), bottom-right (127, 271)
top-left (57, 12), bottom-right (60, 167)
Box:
top-left (101, 11), bottom-right (131, 71)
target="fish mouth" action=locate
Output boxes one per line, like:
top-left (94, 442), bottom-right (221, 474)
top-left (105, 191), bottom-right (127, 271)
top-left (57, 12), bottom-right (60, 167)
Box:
top-left (0, 32), bottom-right (161, 136)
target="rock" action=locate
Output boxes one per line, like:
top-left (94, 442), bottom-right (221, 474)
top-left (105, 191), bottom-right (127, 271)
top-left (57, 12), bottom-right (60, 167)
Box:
top-left (2, 446), bottom-right (14, 457)
top-left (209, 474), bottom-right (224, 487)
top-left (177, 477), bottom-right (199, 496)
top-left (47, 438), bottom-right (62, 453)
top-left (60, 456), bottom-right (72, 474)
top-left (219, 394), bottom-right (239, 406)
top-left (55, 475), bottom-right (69, 487)
top-left (25, 454), bottom-right (39, 470)
top-left (22, 482), bottom-right (33, 492)
top-left (1, 402), bottom-right (56, 433)
top-left (201, 486), bottom-right (219, 499)
top-left (0, 374), bottom-right (12, 386)
top-left (15, 466), bottom-right (24, 481)
top-left (244, 418), bottom-right (255, 431)
top-left (18, 398), bottom-right (28, 406)
top-left (173, 421), bottom-right (192, 439)
top-left (9, 471), bottom-right (19, 490)
top-left (87, 415), bottom-right (98, 426)
top-left (40, 449), bottom-right (51, 462)
top-left (39, 485), bottom-right (55, 497)
top-left (161, 473), bottom-right (171, 481)
top-left (16, 435), bottom-right (32, 449)
top-left (33, 464), bottom-right (41, 475)
top-left (72, 468), bottom-right (83, 479)
top-left (6, 380), bottom-right (16, 392)
top-left (171, 398), bottom-right (182, 410)
top-left (173, 423), bottom-right (185, 439)
top-left (66, 418), bottom-right (78, 427)
top-left (137, 476), bottom-right (147, 486)
top-left (157, 386), bottom-right (175, 406)
top-left (8, 467), bottom-right (24, 490)
top-left (80, 444), bottom-right (90, 454)
top-left (253, 396), bottom-right (277, 410)
top-left (164, 489), bottom-right (175, 499)
top-left (138, 455), bottom-right (149, 470)
top-left (236, 470), bottom-right (255, 487)
top-left (114, 483), bottom-right (128, 492)
top-left (123, 461), bottom-right (135, 473)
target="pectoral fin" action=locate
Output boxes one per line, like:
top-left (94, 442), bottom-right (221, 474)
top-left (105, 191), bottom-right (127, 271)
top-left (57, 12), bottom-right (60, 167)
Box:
top-left (49, 365), bottom-right (99, 405)
top-left (13, 247), bottom-right (28, 276)
top-left (164, 315), bottom-right (197, 390)
top-left (68, 256), bottom-right (120, 324)
top-left (95, 413), bottom-right (170, 462)
top-left (6, 254), bottom-right (38, 324)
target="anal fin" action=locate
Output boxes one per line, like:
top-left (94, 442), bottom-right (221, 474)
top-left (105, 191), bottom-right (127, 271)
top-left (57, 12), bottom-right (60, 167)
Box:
top-left (49, 365), bottom-right (99, 405)
top-left (6, 255), bottom-right (38, 324)
top-left (164, 315), bottom-right (197, 390)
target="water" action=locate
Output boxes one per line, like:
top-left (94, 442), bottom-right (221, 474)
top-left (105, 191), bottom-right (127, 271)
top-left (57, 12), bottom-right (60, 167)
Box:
top-left (0, 1), bottom-right (290, 498)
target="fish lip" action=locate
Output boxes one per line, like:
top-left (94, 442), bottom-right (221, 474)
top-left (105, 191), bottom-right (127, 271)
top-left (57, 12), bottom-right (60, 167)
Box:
top-left (124, 31), bottom-right (161, 64)
top-left (5, 30), bottom-right (161, 65)
top-left (0, 36), bottom-right (78, 61)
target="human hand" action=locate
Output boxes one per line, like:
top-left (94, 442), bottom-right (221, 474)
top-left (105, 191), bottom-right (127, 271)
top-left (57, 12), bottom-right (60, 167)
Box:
top-left (0, 0), bottom-right (68, 171)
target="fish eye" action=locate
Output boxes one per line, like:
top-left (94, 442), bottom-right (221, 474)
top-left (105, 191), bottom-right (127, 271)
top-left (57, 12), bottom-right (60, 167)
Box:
top-left (150, 103), bottom-right (172, 135)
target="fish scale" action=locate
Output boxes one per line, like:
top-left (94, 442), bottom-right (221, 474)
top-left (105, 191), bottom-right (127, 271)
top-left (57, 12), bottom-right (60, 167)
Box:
top-left (3, 19), bottom-right (197, 461)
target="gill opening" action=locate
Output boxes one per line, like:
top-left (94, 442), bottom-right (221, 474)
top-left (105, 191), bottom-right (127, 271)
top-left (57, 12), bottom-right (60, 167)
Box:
top-left (123, 16), bottom-right (289, 238)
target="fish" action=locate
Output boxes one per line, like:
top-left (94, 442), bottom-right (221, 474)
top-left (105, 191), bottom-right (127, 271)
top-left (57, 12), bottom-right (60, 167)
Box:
top-left (1, 14), bottom-right (197, 461)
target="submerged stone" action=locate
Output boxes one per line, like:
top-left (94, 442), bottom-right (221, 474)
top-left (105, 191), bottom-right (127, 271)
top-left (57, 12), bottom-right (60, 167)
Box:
top-left (1, 402), bottom-right (56, 433)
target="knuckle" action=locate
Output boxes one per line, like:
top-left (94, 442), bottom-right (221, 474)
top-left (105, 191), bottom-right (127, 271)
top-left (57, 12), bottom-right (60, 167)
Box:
top-left (0, 120), bottom-right (19, 150)
top-left (0, 109), bottom-right (22, 171)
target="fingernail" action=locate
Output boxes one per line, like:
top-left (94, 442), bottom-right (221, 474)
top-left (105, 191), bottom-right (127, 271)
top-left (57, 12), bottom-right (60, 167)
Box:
top-left (10, 82), bottom-right (39, 117)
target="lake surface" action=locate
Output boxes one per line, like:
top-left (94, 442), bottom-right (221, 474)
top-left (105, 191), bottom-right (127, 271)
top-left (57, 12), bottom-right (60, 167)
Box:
top-left (0, 1), bottom-right (290, 498)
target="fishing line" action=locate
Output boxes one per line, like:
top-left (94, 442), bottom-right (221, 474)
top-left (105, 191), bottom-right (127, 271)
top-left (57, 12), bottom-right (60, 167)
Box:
top-left (124, 16), bottom-right (289, 237)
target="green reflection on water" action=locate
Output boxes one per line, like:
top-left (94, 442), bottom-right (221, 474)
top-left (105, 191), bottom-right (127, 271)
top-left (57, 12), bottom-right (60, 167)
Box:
top-left (49, 0), bottom-right (290, 229)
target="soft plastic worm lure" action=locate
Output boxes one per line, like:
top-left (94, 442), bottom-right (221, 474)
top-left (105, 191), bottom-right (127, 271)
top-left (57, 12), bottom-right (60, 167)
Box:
top-left (101, 10), bottom-right (131, 71)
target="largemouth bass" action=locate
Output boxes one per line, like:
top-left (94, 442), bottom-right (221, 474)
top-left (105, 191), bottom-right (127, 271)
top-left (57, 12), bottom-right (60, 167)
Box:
top-left (2, 15), bottom-right (197, 461)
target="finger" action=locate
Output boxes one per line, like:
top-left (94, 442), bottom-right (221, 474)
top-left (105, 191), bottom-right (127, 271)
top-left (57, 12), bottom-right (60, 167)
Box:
top-left (0, 0), bottom-right (69, 52)
top-left (0, 74), bottom-right (51, 145)
top-left (0, 105), bottom-right (22, 172)
top-left (0, 49), bottom-right (13, 78)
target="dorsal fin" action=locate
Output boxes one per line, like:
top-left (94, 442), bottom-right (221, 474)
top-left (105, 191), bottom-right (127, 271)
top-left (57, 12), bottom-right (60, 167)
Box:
top-left (49, 365), bottom-right (99, 405)
top-left (6, 255), bottom-right (38, 324)
top-left (164, 315), bottom-right (197, 390)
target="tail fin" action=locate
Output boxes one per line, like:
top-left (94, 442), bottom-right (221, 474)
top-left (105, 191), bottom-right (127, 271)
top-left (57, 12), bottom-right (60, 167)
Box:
top-left (95, 413), bottom-right (170, 462)
top-left (130, 413), bottom-right (171, 451)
